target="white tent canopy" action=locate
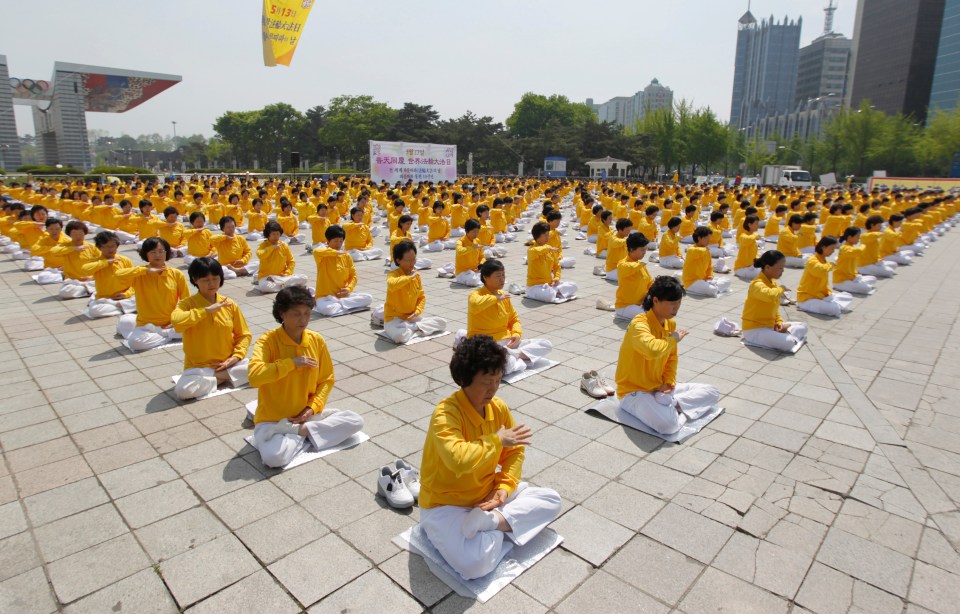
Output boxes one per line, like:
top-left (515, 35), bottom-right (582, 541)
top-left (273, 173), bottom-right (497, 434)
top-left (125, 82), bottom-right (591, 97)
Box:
top-left (585, 156), bottom-right (631, 178)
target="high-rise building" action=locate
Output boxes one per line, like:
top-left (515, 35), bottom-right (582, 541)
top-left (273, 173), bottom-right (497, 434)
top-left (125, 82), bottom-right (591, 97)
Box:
top-left (795, 2), bottom-right (852, 106)
top-left (0, 56), bottom-right (22, 171)
top-left (729, 10), bottom-right (803, 130)
top-left (848, 0), bottom-right (946, 121)
top-left (930, 0), bottom-right (960, 114)
top-left (587, 79), bottom-right (674, 129)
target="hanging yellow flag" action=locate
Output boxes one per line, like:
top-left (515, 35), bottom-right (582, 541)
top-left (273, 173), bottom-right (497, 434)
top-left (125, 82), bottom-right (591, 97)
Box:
top-left (262, 0), bottom-right (315, 67)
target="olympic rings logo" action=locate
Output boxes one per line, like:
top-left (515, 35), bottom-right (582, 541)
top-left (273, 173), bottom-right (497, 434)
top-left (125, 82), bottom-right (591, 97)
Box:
top-left (9, 78), bottom-right (51, 95)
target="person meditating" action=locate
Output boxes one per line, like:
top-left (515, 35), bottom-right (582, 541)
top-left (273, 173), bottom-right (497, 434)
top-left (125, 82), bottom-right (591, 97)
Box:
top-left (455, 259), bottom-right (552, 376)
top-left (247, 286), bottom-right (365, 468)
top-left (741, 250), bottom-right (808, 353)
top-left (419, 335), bottom-right (561, 581)
top-left (615, 276), bottom-right (720, 435)
top-left (171, 257), bottom-right (251, 400)
top-left (312, 224), bottom-right (373, 316)
top-left (373, 240), bottom-right (447, 344)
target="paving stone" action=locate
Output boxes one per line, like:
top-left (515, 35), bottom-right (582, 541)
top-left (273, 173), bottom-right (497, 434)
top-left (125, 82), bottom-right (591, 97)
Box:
top-left (186, 569), bottom-right (300, 614)
top-left (62, 568), bottom-right (178, 614)
top-left (308, 568), bottom-right (422, 614)
top-left (0, 531), bottom-right (41, 582)
top-left (236, 505), bottom-right (329, 565)
top-left (115, 479), bottom-right (199, 529)
top-left (268, 533), bottom-right (372, 607)
top-left (816, 527), bottom-right (914, 598)
top-left (33, 503), bottom-right (128, 563)
top-left (555, 570), bottom-right (669, 614)
top-left (135, 507), bottom-right (230, 563)
top-left (549, 505), bottom-right (633, 566)
top-left (159, 534), bottom-right (261, 608)
top-left (208, 479), bottom-right (295, 530)
top-left (604, 534), bottom-right (703, 605)
top-left (713, 531), bottom-right (812, 599)
top-left (641, 503), bottom-right (734, 564)
top-left (47, 533), bottom-right (150, 604)
top-left (679, 567), bottom-right (789, 614)
top-left (0, 567), bottom-right (58, 614)
top-left (99, 456), bottom-right (179, 499)
top-left (582, 480), bottom-right (664, 531)
top-left (301, 479), bottom-right (384, 530)
top-left (338, 507), bottom-right (416, 565)
top-left (433, 583), bottom-right (547, 614)
top-left (618, 460), bottom-right (695, 500)
top-left (22, 477), bottom-right (109, 527)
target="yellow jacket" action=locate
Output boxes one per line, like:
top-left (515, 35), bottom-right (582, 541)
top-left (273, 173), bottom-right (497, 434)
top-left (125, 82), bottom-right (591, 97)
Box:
top-left (681, 246), bottom-right (712, 288)
top-left (343, 222), bottom-right (373, 250)
top-left (466, 287), bottom-right (520, 341)
top-left (247, 211), bottom-right (268, 234)
top-left (455, 236), bottom-right (484, 275)
top-left (879, 227), bottom-right (901, 257)
top-left (184, 228), bottom-right (215, 258)
top-left (777, 227), bottom-right (800, 257)
top-left (384, 268), bottom-right (425, 322)
top-left (427, 215), bottom-right (450, 243)
top-left (256, 241), bottom-right (295, 279)
top-left (526, 244), bottom-right (559, 286)
top-left (659, 231), bottom-right (680, 258)
top-left (734, 233), bottom-right (760, 270)
top-left (115, 266), bottom-right (190, 327)
top-left (615, 309), bottom-right (678, 396)
top-left (858, 232), bottom-right (882, 265)
top-left (81, 255), bottom-right (135, 299)
top-left (249, 328), bottom-right (334, 423)
top-left (605, 235), bottom-right (628, 273)
top-left (419, 389), bottom-right (523, 508)
top-left (30, 233), bottom-right (71, 269)
top-left (797, 254), bottom-right (832, 303)
top-left (313, 247), bottom-right (358, 297)
top-left (834, 244), bottom-right (863, 284)
top-left (306, 215), bottom-right (329, 244)
top-left (158, 222), bottom-right (187, 247)
top-left (741, 272), bottom-right (784, 331)
top-left (212, 235), bottom-right (252, 265)
top-left (50, 242), bottom-right (100, 280)
top-left (615, 260), bottom-right (652, 309)
top-left (171, 292), bottom-right (251, 369)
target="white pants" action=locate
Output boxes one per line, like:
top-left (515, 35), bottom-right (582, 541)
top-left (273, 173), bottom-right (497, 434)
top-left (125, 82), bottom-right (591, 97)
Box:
top-left (885, 251), bottom-right (913, 265)
top-left (495, 232), bottom-right (516, 243)
top-left (800, 246), bottom-right (816, 255)
top-left (348, 248), bottom-right (383, 262)
top-left (282, 233), bottom-right (307, 245)
top-left (484, 246), bottom-right (507, 259)
top-left (558, 256), bottom-right (575, 269)
top-left (797, 292), bottom-right (854, 317)
top-left (734, 266), bottom-right (759, 281)
top-left (454, 331), bottom-right (552, 375)
top-left (84, 296), bottom-right (137, 319)
top-left (713, 258), bottom-right (731, 273)
top-left (423, 239), bottom-right (456, 252)
top-left (586, 235), bottom-right (597, 244)
top-left (620, 383), bottom-right (720, 435)
top-left (175, 360), bottom-right (250, 400)
top-left (834, 275), bottom-right (876, 295)
top-left (20, 256), bottom-right (44, 271)
top-left (258, 274), bottom-right (308, 294)
top-left (223, 260), bottom-right (259, 279)
top-left (785, 255), bottom-right (808, 269)
top-left (526, 282), bottom-right (577, 303)
top-left (859, 262), bottom-right (896, 278)
top-left (58, 279), bottom-right (96, 300)
top-left (117, 316), bottom-right (182, 351)
top-left (709, 245), bottom-right (735, 258)
top-left (420, 483), bottom-right (561, 581)
top-left (246, 231), bottom-right (263, 242)
top-left (604, 269), bottom-right (618, 282)
top-left (381, 313), bottom-right (448, 344)
top-left (115, 231), bottom-right (137, 244)
top-left (686, 278), bottom-right (731, 297)
top-left (386, 257), bottom-right (431, 271)
top-left (313, 292), bottom-right (373, 316)
top-left (439, 263), bottom-right (482, 287)
top-left (904, 242), bottom-right (926, 254)
top-left (615, 305), bottom-right (644, 320)
top-left (35, 268), bottom-right (63, 285)
top-left (659, 255), bottom-right (684, 269)
top-left (742, 322), bottom-right (808, 353)
top-left (450, 227), bottom-right (465, 238)
top-left (253, 408), bottom-right (364, 468)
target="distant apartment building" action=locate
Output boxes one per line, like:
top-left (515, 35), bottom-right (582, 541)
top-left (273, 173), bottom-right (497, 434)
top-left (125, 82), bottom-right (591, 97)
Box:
top-left (930, 0), bottom-right (960, 114)
top-left (587, 79), bottom-right (674, 129)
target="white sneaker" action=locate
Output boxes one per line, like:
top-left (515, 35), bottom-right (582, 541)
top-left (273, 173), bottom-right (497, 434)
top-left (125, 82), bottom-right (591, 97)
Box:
top-left (596, 298), bottom-right (616, 312)
top-left (592, 265), bottom-right (605, 276)
top-left (393, 459), bottom-right (420, 500)
top-left (598, 374), bottom-right (616, 396)
top-left (507, 282), bottom-right (525, 295)
top-left (438, 270), bottom-right (454, 278)
top-left (580, 370), bottom-right (608, 399)
top-left (377, 466), bottom-right (415, 509)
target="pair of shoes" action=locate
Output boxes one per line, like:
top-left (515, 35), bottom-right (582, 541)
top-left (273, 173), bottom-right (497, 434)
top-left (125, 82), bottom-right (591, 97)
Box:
top-left (595, 298), bottom-right (616, 312)
top-left (507, 282), bottom-right (525, 295)
top-left (592, 265), bottom-right (605, 276)
top-left (377, 463), bottom-right (416, 509)
top-left (437, 270), bottom-right (454, 278)
top-left (581, 370), bottom-right (614, 398)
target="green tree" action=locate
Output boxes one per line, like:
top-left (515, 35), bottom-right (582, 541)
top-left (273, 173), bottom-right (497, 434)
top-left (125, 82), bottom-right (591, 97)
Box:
top-left (686, 109), bottom-right (728, 175)
top-left (506, 93), bottom-right (595, 138)
top-left (320, 95), bottom-right (398, 166)
top-left (388, 103), bottom-right (440, 143)
top-left (914, 106), bottom-right (960, 176)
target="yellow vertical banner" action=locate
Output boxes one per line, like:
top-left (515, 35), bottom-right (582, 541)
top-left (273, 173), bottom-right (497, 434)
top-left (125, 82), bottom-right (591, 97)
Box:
top-left (262, 0), bottom-right (315, 67)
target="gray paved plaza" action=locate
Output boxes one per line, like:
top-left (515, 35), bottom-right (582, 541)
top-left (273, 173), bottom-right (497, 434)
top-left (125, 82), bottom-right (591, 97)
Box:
top-left (1, 220), bottom-right (960, 613)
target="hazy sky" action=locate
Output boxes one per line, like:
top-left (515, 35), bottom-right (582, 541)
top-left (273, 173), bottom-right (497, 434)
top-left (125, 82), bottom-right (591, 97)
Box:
top-left (4, 0), bottom-right (855, 139)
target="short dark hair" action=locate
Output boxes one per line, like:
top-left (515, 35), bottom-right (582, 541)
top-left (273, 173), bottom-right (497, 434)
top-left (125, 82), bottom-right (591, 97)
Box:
top-left (815, 236), bottom-right (839, 254)
top-left (531, 221), bottom-right (550, 240)
top-left (393, 239), bottom-right (417, 264)
top-left (398, 214), bottom-right (413, 227)
top-left (219, 216), bottom-right (236, 230)
top-left (692, 226), bottom-right (713, 241)
top-left (188, 256), bottom-right (224, 288)
top-left (139, 236), bottom-right (172, 261)
top-left (65, 220), bottom-right (88, 236)
top-left (866, 215), bottom-right (884, 229)
top-left (615, 218), bottom-right (633, 231)
top-left (325, 224), bottom-right (346, 241)
top-left (272, 285), bottom-right (316, 324)
top-left (841, 226), bottom-right (861, 241)
top-left (449, 334), bottom-right (507, 387)
top-left (264, 220), bottom-right (283, 238)
top-left (93, 230), bottom-right (120, 248)
top-left (626, 232), bottom-right (649, 251)
top-left (743, 215), bottom-right (759, 230)
top-left (788, 214), bottom-right (804, 226)
top-left (754, 249), bottom-right (785, 270)
top-left (546, 210), bottom-right (562, 222)
top-left (645, 205), bottom-right (659, 216)
top-left (641, 275), bottom-right (686, 311)
top-left (189, 211), bottom-right (206, 224)
top-left (45, 218), bottom-right (63, 229)
top-left (479, 259), bottom-right (504, 282)
top-left (667, 216), bottom-right (682, 229)
top-left (163, 206), bottom-right (179, 217)
top-left (464, 219), bottom-right (481, 233)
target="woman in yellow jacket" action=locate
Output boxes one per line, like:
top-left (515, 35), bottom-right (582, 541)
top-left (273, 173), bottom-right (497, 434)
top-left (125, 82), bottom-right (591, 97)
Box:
top-left (388, 215), bottom-right (432, 271)
top-left (455, 259), bottom-right (552, 376)
top-left (796, 236), bottom-right (854, 317)
top-left (419, 335), bottom-right (560, 580)
top-left (682, 227), bottom-right (731, 297)
top-left (615, 276), bottom-right (720, 435)
top-left (741, 250), bottom-right (807, 353)
top-left (777, 214), bottom-right (809, 268)
top-left (312, 225), bottom-right (373, 316)
top-left (171, 257), bottom-right (251, 400)
top-left (613, 233), bottom-right (652, 320)
top-left (248, 286), bottom-right (364, 468)
top-left (372, 240), bottom-right (447, 344)
top-left (114, 237), bottom-right (191, 351)
top-left (51, 220), bottom-right (100, 299)
top-left (657, 216), bottom-right (684, 270)
top-left (211, 216), bottom-right (258, 279)
top-left (833, 227), bottom-right (877, 295)
top-left (28, 218), bottom-right (71, 284)
top-left (857, 215), bottom-right (896, 278)
top-left (80, 231), bottom-right (136, 319)
top-left (526, 222), bottom-right (577, 303)
top-left (733, 215), bottom-right (762, 281)
top-left (256, 221), bottom-right (309, 294)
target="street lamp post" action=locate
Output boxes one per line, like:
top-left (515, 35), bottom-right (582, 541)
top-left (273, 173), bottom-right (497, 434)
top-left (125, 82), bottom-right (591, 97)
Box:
top-left (778, 145), bottom-right (803, 166)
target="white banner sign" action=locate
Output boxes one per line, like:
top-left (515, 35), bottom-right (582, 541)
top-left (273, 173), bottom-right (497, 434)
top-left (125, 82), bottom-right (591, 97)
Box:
top-left (369, 141), bottom-right (457, 184)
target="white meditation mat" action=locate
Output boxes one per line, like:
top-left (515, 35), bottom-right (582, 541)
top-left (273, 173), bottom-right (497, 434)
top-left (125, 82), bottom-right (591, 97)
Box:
top-left (169, 375), bottom-right (251, 401)
top-left (741, 338), bottom-right (806, 354)
top-left (501, 359), bottom-right (559, 385)
top-left (120, 339), bottom-right (183, 353)
top-left (526, 295), bottom-right (577, 304)
top-left (320, 306), bottom-right (370, 318)
top-left (393, 524), bottom-right (563, 603)
top-left (243, 432), bottom-right (370, 470)
top-left (586, 397), bottom-right (725, 444)
top-left (374, 330), bottom-right (451, 345)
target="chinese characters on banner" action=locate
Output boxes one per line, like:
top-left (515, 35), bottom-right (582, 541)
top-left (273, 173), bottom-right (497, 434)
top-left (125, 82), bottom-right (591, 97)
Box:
top-left (262, 0), bottom-right (315, 67)
top-left (369, 141), bottom-right (458, 184)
